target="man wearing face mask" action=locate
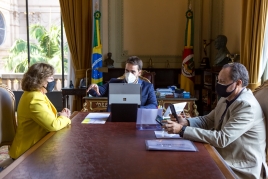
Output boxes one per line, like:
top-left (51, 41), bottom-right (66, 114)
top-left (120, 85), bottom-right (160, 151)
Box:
top-left (9, 63), bottom-right (71, 160)
top-left (87, 56), bottom-right (157, 111)
top-left (164, 63), bottom-right (267, 179)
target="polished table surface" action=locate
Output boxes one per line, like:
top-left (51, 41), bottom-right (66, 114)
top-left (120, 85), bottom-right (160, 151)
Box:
top-left (1, 112), bottom-right (235, 179)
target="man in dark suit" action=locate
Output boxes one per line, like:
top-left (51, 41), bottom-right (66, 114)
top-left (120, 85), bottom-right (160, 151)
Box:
top-left (87, 56), bottom-right (157, 111)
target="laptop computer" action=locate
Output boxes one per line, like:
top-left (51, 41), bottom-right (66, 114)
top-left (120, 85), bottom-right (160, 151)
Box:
top-left (109, 83), bottom-right (141, 122)
top-left (109, 83), bottom-right (141, 105)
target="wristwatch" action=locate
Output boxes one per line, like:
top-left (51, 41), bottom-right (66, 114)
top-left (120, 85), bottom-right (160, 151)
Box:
top-left (179, 126), bottom-right (187, 137)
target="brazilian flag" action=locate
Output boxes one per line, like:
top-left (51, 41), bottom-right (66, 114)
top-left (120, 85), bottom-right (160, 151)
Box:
top-left (91, 10), bottom-right (103, 85)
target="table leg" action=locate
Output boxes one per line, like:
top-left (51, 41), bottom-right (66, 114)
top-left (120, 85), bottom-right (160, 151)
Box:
top-left (62, 95), bottom-right (66, 109)
top-left (66, 95), bottom-right (69, 109)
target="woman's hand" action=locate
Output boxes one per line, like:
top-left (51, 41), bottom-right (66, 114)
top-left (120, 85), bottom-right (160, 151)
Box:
top-left (59, 108), bottom-right (71, 118)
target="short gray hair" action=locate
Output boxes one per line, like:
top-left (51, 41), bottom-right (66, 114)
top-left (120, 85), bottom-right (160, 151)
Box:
top-left (222, 63), bottom-right (249, 87)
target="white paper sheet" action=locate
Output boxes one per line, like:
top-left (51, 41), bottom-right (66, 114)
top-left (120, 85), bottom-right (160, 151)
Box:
top-left (154, 131), bottom-right (181, 138)
top-left (163, 102), bottom-right (187, 119)
top-left (81, 112), bottom-right (110, 124)
top-left (81, 118), bottom-right (107, 124)
top-left (85, 113), bottom-right (110, 119)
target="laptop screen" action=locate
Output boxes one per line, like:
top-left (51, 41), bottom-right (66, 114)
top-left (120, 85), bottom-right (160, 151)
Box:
top-left (109, 83), bottom-right (141, 105)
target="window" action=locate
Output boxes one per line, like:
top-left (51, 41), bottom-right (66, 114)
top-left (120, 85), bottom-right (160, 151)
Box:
top-left (0, 11), bottom-right (5, 46)
top-left (0, 0), bottom-right (69, 91)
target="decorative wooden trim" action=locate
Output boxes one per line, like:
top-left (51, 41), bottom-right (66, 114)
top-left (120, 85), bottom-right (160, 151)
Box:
top-left (253, 80), bottom-right (268, 93)
top-left (204, 144), bottom-right (237, 179)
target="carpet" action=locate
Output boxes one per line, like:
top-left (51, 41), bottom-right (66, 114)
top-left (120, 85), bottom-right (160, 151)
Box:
top-left (0, 146), bottom-right (9, 163)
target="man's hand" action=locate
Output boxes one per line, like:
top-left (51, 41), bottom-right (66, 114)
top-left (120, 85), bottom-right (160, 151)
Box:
top-left (170, 113), bottom-right (189, 126)
top-left (86, 84), bottom-right (100, 95)
top-left (164, 120), bottom-right (183, 134)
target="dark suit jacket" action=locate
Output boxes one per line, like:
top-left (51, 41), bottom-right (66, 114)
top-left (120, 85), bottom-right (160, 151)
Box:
top-left (88, 78), bottom-right (158, 111)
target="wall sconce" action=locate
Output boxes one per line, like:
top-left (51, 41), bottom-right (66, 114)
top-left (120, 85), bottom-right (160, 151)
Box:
top-left (85, 67), bottom-right (108, 88)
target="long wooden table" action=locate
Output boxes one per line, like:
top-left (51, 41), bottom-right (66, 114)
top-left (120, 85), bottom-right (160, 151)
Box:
top-left (1, 112), bottom-right (236, 179)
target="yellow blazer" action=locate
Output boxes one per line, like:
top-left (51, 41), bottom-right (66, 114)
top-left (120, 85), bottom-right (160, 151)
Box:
top-left (9, 91), bottom-right (71, 159)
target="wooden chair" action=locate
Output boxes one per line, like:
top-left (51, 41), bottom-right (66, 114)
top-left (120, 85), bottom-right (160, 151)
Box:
top-left (141, 70), bottom-right (156, 86)
top-left (253, 80), bottom-right (268, 163)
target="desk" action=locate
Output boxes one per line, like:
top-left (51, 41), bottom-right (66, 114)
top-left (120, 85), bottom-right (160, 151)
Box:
top-left (83, 97), bottom-right (199, 116)
top-left (61, 88), bottom-right (86, 111)
top-left (1, 112), bottom-right (236, 179)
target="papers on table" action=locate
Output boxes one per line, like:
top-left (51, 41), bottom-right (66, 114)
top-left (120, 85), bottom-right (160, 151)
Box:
top-left (154, 131), bottom-right (181, 139)
top-left (81, 112), bottom-right (110, 124)
top-left (145, 139), bottom-right (198, 152)
top-left (163, 102), bottom-right (187, 119)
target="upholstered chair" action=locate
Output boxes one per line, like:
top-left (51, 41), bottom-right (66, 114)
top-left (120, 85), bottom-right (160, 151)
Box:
top-left (0, 84), bottom-right (17, 170)
top-left (0, 84), bottom-right (17, 147)
top-left (253, 80), bottom-right (268, 163)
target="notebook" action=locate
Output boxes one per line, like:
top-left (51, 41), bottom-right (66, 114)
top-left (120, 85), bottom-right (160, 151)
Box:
top-left (109, 83), bottom-right (141, 105)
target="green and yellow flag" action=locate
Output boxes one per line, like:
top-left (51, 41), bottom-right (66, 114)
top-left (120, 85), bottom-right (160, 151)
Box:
top-left (91, 9), bottom-right (103, 85)
top-left (180, 8), bottom-right (195, 95)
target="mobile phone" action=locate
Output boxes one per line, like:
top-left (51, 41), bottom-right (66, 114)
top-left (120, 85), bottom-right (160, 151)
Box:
top-left (155, 115), bottom-right (167, 126)
top-left (170, 104), bottom-right (179, 121)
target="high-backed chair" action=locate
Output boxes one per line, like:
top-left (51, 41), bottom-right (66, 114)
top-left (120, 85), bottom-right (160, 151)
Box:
top-left (0, 84), bottom-right (17, 147)
top-left (253, 80), bottom-right (268, 162)
top-left (141, 70), bottom-right (156, 86)
top-left (0, 84), bottom-right (17, 170)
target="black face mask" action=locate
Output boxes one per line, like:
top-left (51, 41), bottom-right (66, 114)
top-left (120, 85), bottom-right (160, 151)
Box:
top-left (45, 81), bottom-right (55, 93)
top-left (215, 81), bottom-right (236, 97)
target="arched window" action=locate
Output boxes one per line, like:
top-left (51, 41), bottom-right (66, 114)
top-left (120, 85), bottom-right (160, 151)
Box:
top-left (0, 11), bottom-right (5, 46)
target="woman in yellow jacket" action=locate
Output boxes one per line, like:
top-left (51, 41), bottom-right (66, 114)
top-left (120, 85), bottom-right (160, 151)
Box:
top-left (9, 63), bottom-right (71, 159)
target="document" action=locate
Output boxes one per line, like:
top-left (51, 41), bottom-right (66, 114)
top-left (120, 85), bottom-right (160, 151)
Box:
top-left (154, 131), bottom-right (181, 139)
top-left (81, 112), bottom-right (110, 124)
top-left (145, 139), bottom-right (198, 152)
top-left (163, 102), bottom-right (187, 119)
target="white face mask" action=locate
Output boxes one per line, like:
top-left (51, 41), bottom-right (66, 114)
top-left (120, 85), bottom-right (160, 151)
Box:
top-left (125, 72), bottom-right (136, 83)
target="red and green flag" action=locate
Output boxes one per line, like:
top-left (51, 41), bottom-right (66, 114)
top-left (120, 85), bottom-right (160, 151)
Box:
top-left (180, 8), bottom-right (195, 95)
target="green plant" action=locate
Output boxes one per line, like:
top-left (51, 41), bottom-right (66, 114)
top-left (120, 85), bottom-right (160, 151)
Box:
top-left (3, 24), bottom-right (68, 73)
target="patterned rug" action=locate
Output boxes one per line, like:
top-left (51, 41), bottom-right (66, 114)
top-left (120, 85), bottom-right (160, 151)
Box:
top-left (0, 146), bottom-right (9, 163)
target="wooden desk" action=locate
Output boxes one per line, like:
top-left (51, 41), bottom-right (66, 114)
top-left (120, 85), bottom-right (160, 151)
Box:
top-left (61, 88), bottom-right (87, 111)
top-left (83, 97), bottom-right (199, 116)
top-left (1, 112), bottom-right (236, 179)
